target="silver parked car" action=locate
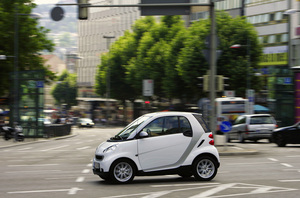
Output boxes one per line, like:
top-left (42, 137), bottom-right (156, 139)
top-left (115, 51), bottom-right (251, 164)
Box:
top-left (226, 114), bottom-right (277, 143)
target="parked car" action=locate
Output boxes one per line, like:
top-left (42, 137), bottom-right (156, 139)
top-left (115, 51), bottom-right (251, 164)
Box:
top-left (93, 111), bottom-right (220, 184)
top-left (226, 114), bottom-right (277, 143)
top-left (272, 122), bottom-right (300, 147)
top-left (78, 118), bottom-right (94, 128)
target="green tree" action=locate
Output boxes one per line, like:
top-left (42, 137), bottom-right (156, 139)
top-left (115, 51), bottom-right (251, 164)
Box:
top-left (95, 13), bottom-right (263, 104)
top-left (177, 11), bottom-right (263, 98)
top-left (0, 0), bottom-right (55, 96)
top-left (51, 70), bottom-right (78, 109)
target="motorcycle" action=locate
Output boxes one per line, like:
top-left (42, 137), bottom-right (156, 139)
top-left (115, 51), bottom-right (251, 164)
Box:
top-left (2, 124), bottom-right (24, 141)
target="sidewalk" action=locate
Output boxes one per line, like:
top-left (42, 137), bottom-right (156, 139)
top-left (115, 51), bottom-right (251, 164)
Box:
top-left (0, 133), bottom-right (258, 156)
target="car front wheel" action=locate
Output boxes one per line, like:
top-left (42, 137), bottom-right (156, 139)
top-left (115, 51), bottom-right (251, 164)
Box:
top-left (193, 156), bottom-right (218, 181)
top-left (109, 160), bottom-right (135, 184)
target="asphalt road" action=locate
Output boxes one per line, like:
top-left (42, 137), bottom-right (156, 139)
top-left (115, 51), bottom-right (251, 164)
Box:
top-left (0, 127), bottom-right (300, 198)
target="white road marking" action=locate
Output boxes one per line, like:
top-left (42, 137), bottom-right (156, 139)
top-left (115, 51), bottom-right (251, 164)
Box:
top-left (279, 179), bottom-right (300, 182)
top-left (87, 163), bottom-right (92, 167)
top-left (41, 145), bottom-right (69, 152)
top-left (227, 162), bottom-right (274, 166)
top-left (7, 187), bottom-right (83, 195)
top-left (281, 163), bottom-right (293, 168)
top-left (76, 177), bottom-right (85, 182)
top-left (6, 170), bottom-right (61, 174)
top-left (268, 158), bottom-right (278, 162)
top-left (82, 169), bottom-right (90, 173)
top-left (8, 164), bottom-right (58, 167)
top-left (190, 183), bottom-right (237, 198)
top-left (77, 146), bottom-right (91, 150)
top-left (151, 183), bottom-right (220, 187)
top-left (100, 183), bottom-right (297, 198)
top-left (17, 147), bottom-right (32, 151)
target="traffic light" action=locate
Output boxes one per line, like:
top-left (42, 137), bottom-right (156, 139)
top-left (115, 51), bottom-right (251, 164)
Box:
top-left (197, 75), bottom-right (209, 92)
top-left (216, 75), bottom-right (223, 92)
top-left (78, 0), bottom-right (89, 20)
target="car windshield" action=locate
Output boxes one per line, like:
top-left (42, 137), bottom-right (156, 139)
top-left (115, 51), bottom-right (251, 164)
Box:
top-left (111, 115), bottom-right (152, 140)
top-left (250, 116), bottom-right (273, 124)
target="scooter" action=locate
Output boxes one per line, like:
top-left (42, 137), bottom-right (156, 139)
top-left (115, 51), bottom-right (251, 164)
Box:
top-left (2, 125), bottom-right (24, 141)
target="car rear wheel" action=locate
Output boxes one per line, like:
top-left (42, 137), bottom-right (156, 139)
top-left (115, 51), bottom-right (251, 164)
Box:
top-left (276, 133), bottom-right (286, 147)
top-left (110, 160), bottom-right (135, 184)
top-left (193, 156), bottom-right (218, 181)
top-left (239, 133), bottom-right (244, 143)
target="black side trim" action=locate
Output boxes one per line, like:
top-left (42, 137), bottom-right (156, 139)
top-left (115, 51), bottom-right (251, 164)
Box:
top-left (197, 139), bottom-right (205, 148)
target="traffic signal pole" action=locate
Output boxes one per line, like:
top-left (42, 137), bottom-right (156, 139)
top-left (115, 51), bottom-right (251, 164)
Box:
top-left (209, 2), bottom-right (217, 137)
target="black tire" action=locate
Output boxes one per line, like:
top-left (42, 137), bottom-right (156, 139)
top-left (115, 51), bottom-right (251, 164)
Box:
top-left (226, 134), bottom-right (231, 143)
top-left (109, 159), bottom-right (135, 184)
top-left (192, 156), bottom-right (218, 181)
top-left (239, 133), bottom-right (244, 143)
top-left (276, 133), bottom-right (286, 147)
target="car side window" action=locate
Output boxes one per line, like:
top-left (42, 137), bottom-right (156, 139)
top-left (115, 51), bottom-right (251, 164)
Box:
top-left (142, 117), bottom-right (164, 137)
top-left (142, 116), bottom-right (185, 137)
top-left (164, 116), bottom-right (179, 134)
top-left (234, 116), bottom-right (245, 125)
top-left (179, 116), bottom-right (193, 134)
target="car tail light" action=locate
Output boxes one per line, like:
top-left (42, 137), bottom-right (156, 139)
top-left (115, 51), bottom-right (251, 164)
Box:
top-left (275, 124), bottom-right (278, 128)
top-left (246, 124), bottom-right (249, 132)
top-left (208, 133), bottom-right (214, 145)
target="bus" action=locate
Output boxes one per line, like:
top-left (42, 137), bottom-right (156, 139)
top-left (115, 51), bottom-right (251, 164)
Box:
top-left (215, 97), bottom-right (249, 132)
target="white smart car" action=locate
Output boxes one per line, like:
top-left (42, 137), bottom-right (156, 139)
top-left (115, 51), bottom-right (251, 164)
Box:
top-left (93, 112), bottom-right (220, 184)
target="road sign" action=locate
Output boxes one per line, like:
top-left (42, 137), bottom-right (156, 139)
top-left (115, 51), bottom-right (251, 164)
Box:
top-left (143, 79), bottom-right (154, 96)
top-left (220, 121), bottom-right (232, 133)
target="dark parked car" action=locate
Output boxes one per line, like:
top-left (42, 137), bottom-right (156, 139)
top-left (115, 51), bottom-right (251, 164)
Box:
top-left (272, 122), bottom-right (300, 147)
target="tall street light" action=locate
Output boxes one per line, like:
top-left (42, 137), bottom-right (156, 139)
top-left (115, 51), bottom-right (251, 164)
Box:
top-left (103, 35), bottom-right (115, 125)
top-left (230, 40), bottom-right (254, 114)
top-left (13, 4), bottom-right (41, 125)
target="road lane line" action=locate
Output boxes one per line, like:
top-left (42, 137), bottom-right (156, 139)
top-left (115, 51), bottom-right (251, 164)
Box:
top-left (190, 183), bottom-right (237, 198)
top-left (41, 145), bottom-right (69, 152)
top-left (8, 164), bottom-right (58, 167)
top-left (268, 158), bottom-right (278, 162)
top-left (279, 179), bottom-right (300, 182)
top-left (77, 146), bottom-right (91, 150)
top-left (281, 163), bottom-right (293, 168)
top-left (82, 169), bottom-right (90, 173)
top-left (7, 187), bottom-right (83, 194)
top-left (76, 177), bottom-right (85, 182)
top-left (17, 147), bottom-right (32, 151)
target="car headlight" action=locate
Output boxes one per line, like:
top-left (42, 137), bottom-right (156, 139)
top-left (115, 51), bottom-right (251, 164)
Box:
top-left (103, 144), bottom-right (118, 153)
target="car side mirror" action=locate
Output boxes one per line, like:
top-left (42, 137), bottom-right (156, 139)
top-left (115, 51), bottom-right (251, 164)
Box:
top-left (139, 131), bottom-right (149, 138)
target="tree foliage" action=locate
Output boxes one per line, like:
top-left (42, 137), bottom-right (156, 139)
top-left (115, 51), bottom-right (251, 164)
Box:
top-left (0, 0), bottom-right (55, 96)
top-left (95, 12), bottom-right (263, 103)
top-left (51, 70), bottom-right (78, 109)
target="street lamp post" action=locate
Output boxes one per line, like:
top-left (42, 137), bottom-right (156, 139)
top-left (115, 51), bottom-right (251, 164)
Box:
top-left (230, 41), bottom-right (254, 114)
top-left (103, 35), bottom-right (115, 125)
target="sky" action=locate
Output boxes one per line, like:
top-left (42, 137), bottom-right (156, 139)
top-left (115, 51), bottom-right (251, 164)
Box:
top-left (34, 0), bottom-right (59, 4)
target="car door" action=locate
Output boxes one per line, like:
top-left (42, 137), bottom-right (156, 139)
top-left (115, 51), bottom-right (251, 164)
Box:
top-left (231, 116), bottom-right (246, 139)
top-left (137, 116), bottom-right (192, 171)
top-left (287, 123), bottom-right (300, 143)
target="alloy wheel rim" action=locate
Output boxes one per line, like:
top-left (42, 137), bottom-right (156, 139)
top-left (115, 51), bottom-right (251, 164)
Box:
top-left (114, 162), bottom-right (133, 182)
top-left (197, 159), bottom-right (215, 178)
